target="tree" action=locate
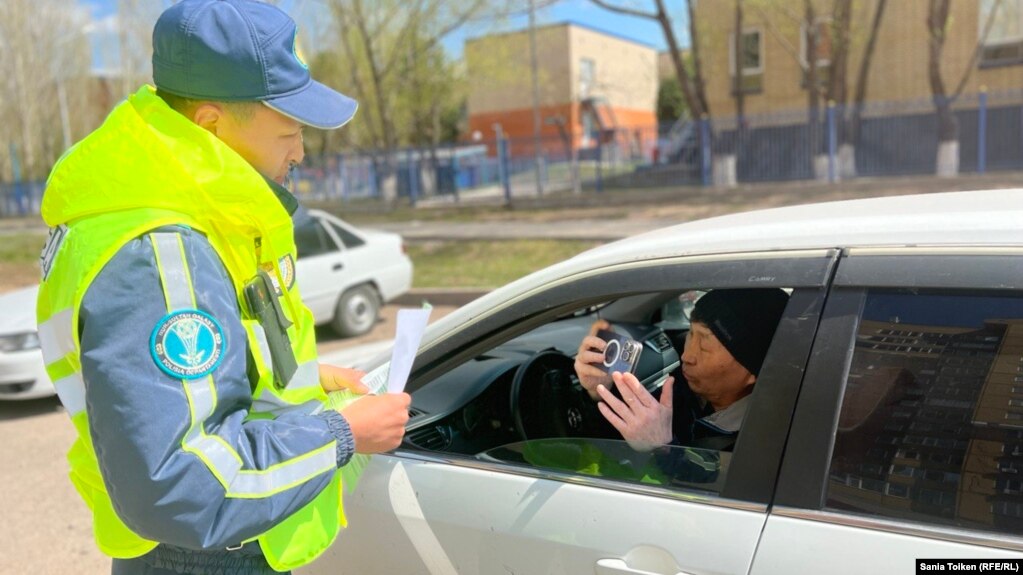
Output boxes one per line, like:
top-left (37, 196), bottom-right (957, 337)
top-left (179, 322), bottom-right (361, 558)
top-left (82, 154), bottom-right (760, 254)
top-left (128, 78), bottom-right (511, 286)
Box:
top-left (657, 76), bottom-right (687, 124)
top-left (824, 0), bottom-right (852, 177)
top-left (730, 0), bottom-right (746, 185)
top-left (926, 0), bottom-right (1001, 177)
top-left (841, 0), bottom-right (888, 178)
top-left (320, 0), bottom-right (490, 202)
top-left (0, 0), bottom-right (91, 185)
top-left (752, 0), bottom-right (826, 178)
top-left (116, 0), bottom-right (162, 99)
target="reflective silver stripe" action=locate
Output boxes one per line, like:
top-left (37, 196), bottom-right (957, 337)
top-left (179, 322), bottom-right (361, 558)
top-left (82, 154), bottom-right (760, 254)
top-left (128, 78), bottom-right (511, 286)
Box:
top-left (287, 360), bottom-right (320, 390)
top-left (252, 393), bottom-right (324, 416)
top-left (39, 308), bottom-right (75, 366)
top-left (184, 374), bottom-right (331, 495)
top-left (251, 325), bottom-right (273, 371)
top-left (151, 233), bottom-right (193, 311)
top-left (182, 375), bottom-right (241, 478)
top-left (54, 372), bottom-right (86, 416)
top-left (231, 447), bottom-right (336, 497)
top-left (150, 232), bottom-right (332, 496)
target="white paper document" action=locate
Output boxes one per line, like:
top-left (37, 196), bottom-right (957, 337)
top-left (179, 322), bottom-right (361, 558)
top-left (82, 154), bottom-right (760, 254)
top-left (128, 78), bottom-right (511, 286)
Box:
top-left (386, 307), bottom-right (432, 393)
top-left (358, 306), bottom-right (432, 395)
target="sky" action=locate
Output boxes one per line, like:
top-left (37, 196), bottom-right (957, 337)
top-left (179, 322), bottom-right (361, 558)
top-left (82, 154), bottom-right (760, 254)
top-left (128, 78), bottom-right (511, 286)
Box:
top-left (77, 0), bottom-right (690, 72)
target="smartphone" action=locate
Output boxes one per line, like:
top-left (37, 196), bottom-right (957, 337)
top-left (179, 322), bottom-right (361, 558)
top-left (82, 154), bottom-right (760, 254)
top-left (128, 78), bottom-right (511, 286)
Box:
top-left (595, 329), bottom-right (643, 375)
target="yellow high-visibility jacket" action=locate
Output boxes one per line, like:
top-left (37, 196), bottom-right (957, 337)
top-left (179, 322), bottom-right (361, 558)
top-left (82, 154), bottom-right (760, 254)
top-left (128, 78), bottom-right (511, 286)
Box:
top-left (37, 85), bottom-right (350, 572)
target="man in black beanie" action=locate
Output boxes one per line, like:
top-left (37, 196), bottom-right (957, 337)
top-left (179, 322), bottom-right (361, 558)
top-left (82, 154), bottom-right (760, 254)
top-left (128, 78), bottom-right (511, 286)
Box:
top-left (574, 288), bottom-right (789, 452)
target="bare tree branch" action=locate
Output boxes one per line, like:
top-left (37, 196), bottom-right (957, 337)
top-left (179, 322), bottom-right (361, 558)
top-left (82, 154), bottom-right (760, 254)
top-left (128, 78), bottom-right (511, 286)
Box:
top-left (685, 0), bottom-right (709, 116)
top-left (751, 3), bottom-right (807, 71)
top-left (950, 0), bottom-right (1002, 101)
top-left (380, 0), bottom-right (488, 78)
top-left (588, 0), bottom-right (657, 20)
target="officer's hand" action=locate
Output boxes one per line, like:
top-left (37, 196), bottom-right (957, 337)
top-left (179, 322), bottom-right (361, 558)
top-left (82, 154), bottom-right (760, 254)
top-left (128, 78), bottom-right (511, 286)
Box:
top-left (340, 393), bottom-right (411, 454)
top-left (319, 364), bottom-right (369, 394)
top-left (573, 319), bottom-right (613, 401)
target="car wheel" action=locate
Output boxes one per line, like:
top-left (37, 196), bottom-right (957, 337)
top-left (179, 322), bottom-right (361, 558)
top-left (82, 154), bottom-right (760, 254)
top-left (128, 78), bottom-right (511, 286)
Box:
top-left (331, 284), bottom-right (380, 337)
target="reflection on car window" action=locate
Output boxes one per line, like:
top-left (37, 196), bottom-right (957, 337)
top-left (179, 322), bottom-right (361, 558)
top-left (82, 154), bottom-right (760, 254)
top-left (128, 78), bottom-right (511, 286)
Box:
top-left (658, 290), bottom-right (702, 330)
top-left (480, 438), bottom-right (731, 494)
top-left (826, 289), bottom-right (1023, 536)
top-left (294, 219), bottom-right (336, 259)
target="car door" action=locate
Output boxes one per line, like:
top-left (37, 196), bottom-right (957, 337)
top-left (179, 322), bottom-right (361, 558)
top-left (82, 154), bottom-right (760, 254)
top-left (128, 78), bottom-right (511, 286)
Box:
top-left (300, 249), bottom-right (837, 575)
top-left (752, 249), bottom-right (1023, 575)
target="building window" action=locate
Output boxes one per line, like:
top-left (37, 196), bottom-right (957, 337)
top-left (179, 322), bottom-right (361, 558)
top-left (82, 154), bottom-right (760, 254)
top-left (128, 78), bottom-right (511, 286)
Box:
top-left (800, 17), bottom-right (832, 89)
top-left (579, 58), bottom-right (596, 99)
top-left (980, 0), bottom-right (1023, 67)
top-left (729, 28), bottom-right (763, 94)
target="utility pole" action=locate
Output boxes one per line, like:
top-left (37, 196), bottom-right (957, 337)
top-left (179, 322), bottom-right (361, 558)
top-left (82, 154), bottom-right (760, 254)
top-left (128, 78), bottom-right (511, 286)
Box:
top-left (528, 0), bottom-right (544, 196)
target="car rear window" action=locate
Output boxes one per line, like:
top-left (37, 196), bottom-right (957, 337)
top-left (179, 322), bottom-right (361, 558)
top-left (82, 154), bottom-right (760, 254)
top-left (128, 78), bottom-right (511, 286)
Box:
top-left (295, 219), bottom-right (336, 259)
top-left (826, 289), bottom-right (1023, 537)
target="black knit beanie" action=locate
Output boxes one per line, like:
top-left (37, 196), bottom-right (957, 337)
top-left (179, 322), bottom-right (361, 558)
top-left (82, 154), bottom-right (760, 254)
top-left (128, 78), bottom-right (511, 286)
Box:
top-left (689, 288), bottom-right (789, 376)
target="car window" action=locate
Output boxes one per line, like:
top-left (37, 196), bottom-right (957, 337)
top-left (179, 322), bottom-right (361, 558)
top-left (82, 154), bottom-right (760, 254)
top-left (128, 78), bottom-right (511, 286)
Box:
top-left (657, 289), bottom-right (702, 331)
top-left (328, 221), bottom-right (366, 249)
top-left (825, 289), bottom-right (1023, 536)
top-left (480, 438), bottom-right (730, 495)
top-left (404, 285), bottom-right (799, 498)
top-left (294, 218), bottom-right (337, 259)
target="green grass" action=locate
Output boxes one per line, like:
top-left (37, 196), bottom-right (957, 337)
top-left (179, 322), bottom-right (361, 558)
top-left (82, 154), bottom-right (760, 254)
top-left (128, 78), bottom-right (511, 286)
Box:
top-left (408, 239), bottom-right (602, 288)
top-left (0, 232), bottom-right (602, 290)
top-left (0, 232), bottom-right (47, 265)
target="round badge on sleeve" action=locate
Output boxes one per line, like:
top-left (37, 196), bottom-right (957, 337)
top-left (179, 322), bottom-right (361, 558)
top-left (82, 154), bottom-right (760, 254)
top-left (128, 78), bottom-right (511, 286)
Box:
top-left (279, 254), bottom-right (295, 290)
top-left (150, 310), bottom-right (225, 379)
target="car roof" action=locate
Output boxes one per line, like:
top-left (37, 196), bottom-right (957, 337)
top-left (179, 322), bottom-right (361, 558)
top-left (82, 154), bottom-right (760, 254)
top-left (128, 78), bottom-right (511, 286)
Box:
top-left (572, 188), bottom-right (1023, 270)
top-left (420, 189), bottom-right (1023, 352)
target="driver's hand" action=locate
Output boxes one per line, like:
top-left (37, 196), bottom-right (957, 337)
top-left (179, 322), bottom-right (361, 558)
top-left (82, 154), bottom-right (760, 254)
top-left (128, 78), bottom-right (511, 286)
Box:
top-left (596, 372), bottom-right (674, 452)
top-left (574, 319), bottom-right (613, 401)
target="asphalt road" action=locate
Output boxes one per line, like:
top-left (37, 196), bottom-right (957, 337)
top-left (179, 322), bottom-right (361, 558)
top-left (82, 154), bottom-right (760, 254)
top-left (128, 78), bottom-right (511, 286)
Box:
top-left (0, 303), bottom-right (457, 574)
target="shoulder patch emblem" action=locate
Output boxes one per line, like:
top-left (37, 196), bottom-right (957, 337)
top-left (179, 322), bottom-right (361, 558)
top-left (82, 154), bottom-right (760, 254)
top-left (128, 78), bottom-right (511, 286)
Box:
top-left (150, 310), bottom-right (225, 379)
top-left (278, 254), bottom-right (295, 291)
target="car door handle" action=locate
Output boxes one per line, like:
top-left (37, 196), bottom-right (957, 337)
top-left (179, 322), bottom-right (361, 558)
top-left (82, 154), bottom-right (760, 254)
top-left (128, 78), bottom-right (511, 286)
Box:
top-left (332, 263), bottom-right (343, 271)
top-left (595, 558), bottom-right (691, 575)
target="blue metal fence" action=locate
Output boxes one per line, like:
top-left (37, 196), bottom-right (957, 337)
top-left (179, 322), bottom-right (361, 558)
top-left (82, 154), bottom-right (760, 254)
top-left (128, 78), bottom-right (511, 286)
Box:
top-left (4, 88), bottom-right (1022, 217)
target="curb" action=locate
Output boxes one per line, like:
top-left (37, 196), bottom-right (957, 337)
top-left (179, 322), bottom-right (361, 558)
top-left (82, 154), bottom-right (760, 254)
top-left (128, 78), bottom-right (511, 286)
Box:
top-left (392, 288), bottom-right (490, 307)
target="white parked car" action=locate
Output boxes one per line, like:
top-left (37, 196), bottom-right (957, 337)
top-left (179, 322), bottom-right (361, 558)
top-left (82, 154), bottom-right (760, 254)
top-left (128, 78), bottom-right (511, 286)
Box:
top-left (306, 189), bottom-right (1023, 575)
top-left (295, 209), bottom-right (412, 336)
top-left (0, 285), bottom-right (50, 400)
top-left (0, 209), bottom-right (412, 400)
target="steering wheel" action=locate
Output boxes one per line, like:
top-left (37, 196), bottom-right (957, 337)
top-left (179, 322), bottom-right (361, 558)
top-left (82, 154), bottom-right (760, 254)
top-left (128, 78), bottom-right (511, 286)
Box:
top-left (509, 350), bottom-right (603, 440)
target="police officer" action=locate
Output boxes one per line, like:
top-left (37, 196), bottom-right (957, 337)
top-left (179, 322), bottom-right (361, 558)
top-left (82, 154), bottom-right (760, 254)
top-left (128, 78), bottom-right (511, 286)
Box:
top-left (37, 1), bottom-right (409, 573)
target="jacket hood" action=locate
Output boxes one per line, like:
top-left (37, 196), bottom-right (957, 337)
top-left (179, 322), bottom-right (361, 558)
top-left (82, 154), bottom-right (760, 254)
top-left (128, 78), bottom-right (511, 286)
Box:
top-left (41, 85), bottom-right (286, 231)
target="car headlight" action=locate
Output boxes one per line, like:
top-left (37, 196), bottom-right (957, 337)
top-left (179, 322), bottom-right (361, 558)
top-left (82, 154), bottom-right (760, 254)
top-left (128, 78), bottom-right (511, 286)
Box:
top-left (0, 332), bottom-right (41, 353)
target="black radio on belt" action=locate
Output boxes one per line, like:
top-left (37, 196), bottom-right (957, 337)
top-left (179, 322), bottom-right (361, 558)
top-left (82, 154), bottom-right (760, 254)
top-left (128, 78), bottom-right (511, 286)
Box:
top-left (242, 269), bottom-right (298, 389)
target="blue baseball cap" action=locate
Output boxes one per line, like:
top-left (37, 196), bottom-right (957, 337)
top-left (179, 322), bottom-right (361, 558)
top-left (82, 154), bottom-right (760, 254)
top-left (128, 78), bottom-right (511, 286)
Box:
top-left (152, 0), bottom-right (357, 130)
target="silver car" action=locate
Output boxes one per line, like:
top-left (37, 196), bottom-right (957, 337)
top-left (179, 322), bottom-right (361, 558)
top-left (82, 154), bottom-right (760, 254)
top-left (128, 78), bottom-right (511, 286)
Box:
top-left (306, 189), bottom-right (1023, 574)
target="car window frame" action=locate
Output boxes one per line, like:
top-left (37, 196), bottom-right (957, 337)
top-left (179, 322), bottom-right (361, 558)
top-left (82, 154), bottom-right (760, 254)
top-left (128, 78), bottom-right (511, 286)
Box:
top-left (294, 215), bottom-right (340, 260)
top-left (773, 248), bottom-right (1023, 550)
top-left (323, 219), bottom-right (366, 249)
top-left (399, 249), bottom-right (839, 505)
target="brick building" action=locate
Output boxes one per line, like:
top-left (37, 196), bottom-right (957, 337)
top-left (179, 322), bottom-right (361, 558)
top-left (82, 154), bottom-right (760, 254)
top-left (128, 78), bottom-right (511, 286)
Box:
top-left (465, 22), bottom-right (658, 158)
top-left (693, 0), bottom-right (1023, 119)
